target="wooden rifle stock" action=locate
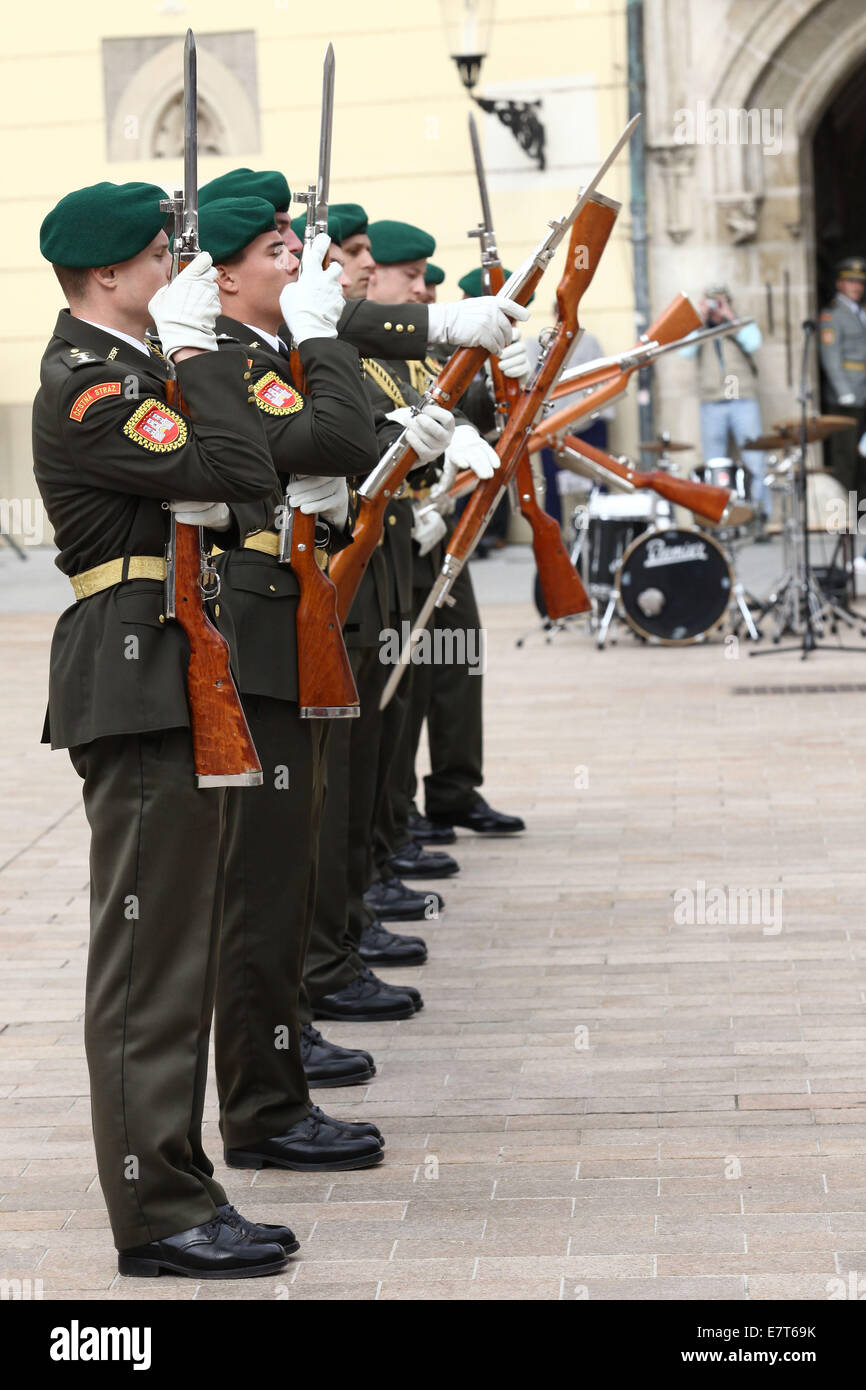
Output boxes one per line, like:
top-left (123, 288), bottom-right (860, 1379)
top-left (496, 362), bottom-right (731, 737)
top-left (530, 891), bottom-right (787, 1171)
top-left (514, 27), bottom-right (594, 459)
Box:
top-left (441, 196), bottom-right (619, 607)
top-left (330, 338), bottom-right (494, 624)
top-left (560, 433), bottom-right (732, 523)
top-left (288, 341), bottom-right (359, 717)
top-left (530, 294), bottom-right (701, 451)
top-left (164, 374), bottom-right (263, 786)
top-left (486, 260), bottom-right (589, 620)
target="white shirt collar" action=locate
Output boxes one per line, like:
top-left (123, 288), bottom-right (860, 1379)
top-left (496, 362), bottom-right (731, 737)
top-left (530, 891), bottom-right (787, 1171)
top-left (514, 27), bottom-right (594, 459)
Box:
top-left (245, 323), bottom-right (284, 353)
top-left (79, 319), bottom-right (151, 357)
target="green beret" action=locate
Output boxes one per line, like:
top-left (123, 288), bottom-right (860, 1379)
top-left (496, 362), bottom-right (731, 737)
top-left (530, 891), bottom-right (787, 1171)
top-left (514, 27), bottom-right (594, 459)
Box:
top-left (329, 202), bottom-right (368, 239)
top-left (197, 197), bottom-right (279, 263)
top-left (836, 257), bottom-right (866, 282)
top-left (368, 220), bottom-right (435, 265)
top-left (290, 211), bottom-right (344, 245)
top-left (458, 265), bottom-right (535, 305)
top-left (40, 181), bottom-right (169, 268)
top-left (199, 168), bottom-right (291, 213)
top-left (425, 262), bottom-right (445, 287)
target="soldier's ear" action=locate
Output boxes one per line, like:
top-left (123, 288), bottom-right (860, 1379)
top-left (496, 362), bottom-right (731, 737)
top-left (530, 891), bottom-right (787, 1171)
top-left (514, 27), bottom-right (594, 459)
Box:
top-left (215, 262), bottom-right (236, 295)
top-left (91, 265), bottom-right (118, 291)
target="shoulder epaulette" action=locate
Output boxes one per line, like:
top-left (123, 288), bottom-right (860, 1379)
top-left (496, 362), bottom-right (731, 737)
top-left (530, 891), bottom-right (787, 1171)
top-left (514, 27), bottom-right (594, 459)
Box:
top-left (61, 346), bottom-right (104, 371)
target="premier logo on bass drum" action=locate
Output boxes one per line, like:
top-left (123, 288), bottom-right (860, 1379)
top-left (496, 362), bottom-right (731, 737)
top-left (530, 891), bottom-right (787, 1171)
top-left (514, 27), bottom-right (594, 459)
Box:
top-left (643, 536), bottom-right (708, 567)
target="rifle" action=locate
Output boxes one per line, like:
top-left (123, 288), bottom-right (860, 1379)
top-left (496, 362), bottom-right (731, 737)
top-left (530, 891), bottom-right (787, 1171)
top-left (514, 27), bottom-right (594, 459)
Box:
top-left (280, 44), bottom-right (359, 718)
top-left (548, 314), bottom-right (754, 399)
top-left (467, 112), bottom-right (588, 623)
top-left (376, 118), bottom-right (640, 709)
top-left (331, 115), bottom-right (641, 631)
top-left (160, 30), bottom-right (262, 787)
top-left (335, 116), bottom-right (639, 636)
top-left (556, 434), bottom-right (732, 523)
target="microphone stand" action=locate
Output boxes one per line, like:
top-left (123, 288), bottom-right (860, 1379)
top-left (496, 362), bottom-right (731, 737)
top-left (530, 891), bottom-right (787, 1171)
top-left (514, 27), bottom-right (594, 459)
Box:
top-left (750, 320), bottom-right (866, 659)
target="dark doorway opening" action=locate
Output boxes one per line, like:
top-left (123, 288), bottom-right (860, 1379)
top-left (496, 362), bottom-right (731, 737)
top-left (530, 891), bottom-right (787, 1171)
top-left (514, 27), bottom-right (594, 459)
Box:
top-left (813, 61), bottom-right (866, 310)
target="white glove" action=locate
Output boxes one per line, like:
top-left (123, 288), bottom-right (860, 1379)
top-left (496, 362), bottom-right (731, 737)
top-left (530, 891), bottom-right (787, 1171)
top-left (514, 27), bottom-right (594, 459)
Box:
top-left (279, 233), bottom-right (344, 345)
top-left (497, 328), bottom-right (531, 382)
top-left (148, 251), bottom-right (220, 360)
top-left (858, 432), bottom-right (866, 459)
top-left (444, 423), bottom-right (500, 480)
top-left (838, 393), bottom-right (856, 406)
top-left (428, 295), bottom-right (530, 355)
top-left (169, 499), bottom-right (231, 531)
top-left (411, 505), bottom-right (448, 557)
top-left (386, 403), bottom-right (455, 467)
top-left (286, 474), bottom-right (349, 527)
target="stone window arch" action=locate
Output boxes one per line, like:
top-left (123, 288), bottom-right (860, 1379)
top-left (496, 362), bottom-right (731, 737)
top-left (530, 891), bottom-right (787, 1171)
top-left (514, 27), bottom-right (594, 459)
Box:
top-left (104, 32), bottom-right (259, 162)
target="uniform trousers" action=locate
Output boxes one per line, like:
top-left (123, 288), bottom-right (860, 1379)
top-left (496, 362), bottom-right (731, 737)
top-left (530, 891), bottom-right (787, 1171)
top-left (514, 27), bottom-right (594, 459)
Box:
top-left (214, 696), bottom-right (327, 1149)
top-left (69, 728), bottom-right (228, 1251)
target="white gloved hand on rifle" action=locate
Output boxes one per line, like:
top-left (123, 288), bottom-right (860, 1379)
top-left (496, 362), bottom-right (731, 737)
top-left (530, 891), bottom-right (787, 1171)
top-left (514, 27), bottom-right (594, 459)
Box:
top-left (445, 423), bottom-right (500, 480)
top-left (428, 295), bottom-right (529, 355)
top-left (286, 474), bottom-right (349, 527)
top-left (497, 327), bottom-right (531, 382)
top-left (411, 503), bottom-right (448, 557)
top-left (279, 233), bottom-right (344, 345)
top-left (838, 393), bottom-right (856, 406)
top-left (385, 403), bottom-right (455, 467)
top-left (168, 499), bottom-right (231, 531)
top-left (148, 251), bottom-right (220, 360)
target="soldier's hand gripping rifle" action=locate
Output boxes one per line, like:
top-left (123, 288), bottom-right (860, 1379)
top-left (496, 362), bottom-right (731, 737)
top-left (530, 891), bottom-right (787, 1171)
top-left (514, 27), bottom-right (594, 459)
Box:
top-left (376, 115), bottom-right (640, 710)
top-left (160, 30), bottom-right (262, 786)
top-left (468, 112), bottom-right (587, 623)
top-left (280, 44), bottom-right (359, 718)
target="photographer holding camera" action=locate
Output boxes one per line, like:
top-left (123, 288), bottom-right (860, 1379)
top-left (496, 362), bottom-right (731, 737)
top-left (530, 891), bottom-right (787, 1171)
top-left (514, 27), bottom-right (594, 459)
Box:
top-left (679, 283), bottom-right (767, 536)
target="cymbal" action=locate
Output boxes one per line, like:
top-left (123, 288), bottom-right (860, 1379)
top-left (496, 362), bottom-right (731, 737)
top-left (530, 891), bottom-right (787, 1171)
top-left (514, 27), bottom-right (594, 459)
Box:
top-left (745, 415), bottom-right (858, 449)
top-left (639, 439), bottom-right (694, 454)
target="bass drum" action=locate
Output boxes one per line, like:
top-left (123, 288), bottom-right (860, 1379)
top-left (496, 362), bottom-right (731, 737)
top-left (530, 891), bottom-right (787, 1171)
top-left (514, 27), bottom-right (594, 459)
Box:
top-left (617, 527), bottom-right (732, 645)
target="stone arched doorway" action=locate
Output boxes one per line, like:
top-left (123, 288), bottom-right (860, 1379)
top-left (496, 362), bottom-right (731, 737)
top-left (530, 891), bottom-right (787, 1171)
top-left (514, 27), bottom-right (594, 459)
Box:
top-left (645, 0), bottom-right (866, 462)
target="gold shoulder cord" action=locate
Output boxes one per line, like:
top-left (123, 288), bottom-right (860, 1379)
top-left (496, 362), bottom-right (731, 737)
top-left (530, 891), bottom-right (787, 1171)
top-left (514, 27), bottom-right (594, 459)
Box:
top-left (361, 358), bottom-right (407, 409)
top-left (408, 360), bottom-right (434, 395)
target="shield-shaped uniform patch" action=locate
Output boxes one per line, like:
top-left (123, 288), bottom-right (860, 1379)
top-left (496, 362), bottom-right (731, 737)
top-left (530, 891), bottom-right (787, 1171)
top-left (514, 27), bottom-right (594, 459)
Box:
top-left (253, 371), bottom-right (304, 416)
top-left (123, 399), bottom-right (188, 452)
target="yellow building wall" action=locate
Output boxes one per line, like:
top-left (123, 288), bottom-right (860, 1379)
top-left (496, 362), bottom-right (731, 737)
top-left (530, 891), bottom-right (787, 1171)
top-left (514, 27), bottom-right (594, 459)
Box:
top-left (0, 0), bottom-right (633, 535)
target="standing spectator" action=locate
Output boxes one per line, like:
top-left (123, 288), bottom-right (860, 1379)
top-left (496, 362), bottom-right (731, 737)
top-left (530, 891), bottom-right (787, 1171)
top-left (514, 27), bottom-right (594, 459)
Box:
top-left (819, 256), bottom-right (866, 503)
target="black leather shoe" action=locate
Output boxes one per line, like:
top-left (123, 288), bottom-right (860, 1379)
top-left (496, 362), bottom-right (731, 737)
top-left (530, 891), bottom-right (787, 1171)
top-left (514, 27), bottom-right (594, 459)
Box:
top-left (359, 964), bottom-right (422, 1011)
top-left (118, 1216), bottom-right (288, 1279)
top-left (360, 918), bottom-right (427, 966)
top-left (225, 1111), bottom-right (385, 1172)
top-left (389, 837), bottom-right (459, 879)
top-left (364, 877), bottom-right (444, 922)
top-left (408, 810), bottom-right (457, 846)
top-left (428, 796), bottom-right (526, 836)
top-left (217, 1203), bottom-right (300, 1255)
top-left (310, 1105), bottom-right (383, 1146)
top-left (311, 971), bottom-right (417, 1022)
top-left (301, 1023), bottom-right (376, 1087)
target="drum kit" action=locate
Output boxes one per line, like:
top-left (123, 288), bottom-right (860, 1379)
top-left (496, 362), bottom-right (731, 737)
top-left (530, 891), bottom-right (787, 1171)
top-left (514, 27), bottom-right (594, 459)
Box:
top-left (555, 417), bottom-right (863, 650)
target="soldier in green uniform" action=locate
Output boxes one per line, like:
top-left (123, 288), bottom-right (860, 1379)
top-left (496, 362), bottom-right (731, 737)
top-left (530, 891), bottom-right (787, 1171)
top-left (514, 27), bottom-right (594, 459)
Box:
top-left (193, 195), bottom-right (389, 1170)
top-left (33, 181), bottom-right (297, 1278)
top-left (422, 262), bottom-right (445, 303)
top-left (819, 256), bottom-right (866, 500)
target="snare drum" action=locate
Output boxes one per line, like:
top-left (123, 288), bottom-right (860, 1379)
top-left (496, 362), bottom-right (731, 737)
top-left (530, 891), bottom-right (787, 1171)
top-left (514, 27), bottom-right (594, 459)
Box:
top-left (584, 493), bottom-right (654, 592)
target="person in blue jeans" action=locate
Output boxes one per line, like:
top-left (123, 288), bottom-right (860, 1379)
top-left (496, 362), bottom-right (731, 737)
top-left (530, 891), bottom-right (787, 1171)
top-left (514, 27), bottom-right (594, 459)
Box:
top-left (679, 285), bottom-right (767, 533)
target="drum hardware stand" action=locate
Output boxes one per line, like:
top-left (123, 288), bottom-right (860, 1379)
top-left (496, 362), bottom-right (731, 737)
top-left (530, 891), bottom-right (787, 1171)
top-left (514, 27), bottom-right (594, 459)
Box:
top-left (750, 321), bottom-right (866, 659)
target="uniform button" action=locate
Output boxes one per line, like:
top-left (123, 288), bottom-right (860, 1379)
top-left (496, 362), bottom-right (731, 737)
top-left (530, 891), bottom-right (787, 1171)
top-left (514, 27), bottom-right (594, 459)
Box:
top-left (243, 371), bottom-right (251, 379)
top-left (407, 324), bottom-right (415, 333)
top-left (268, 584), bottom-right (276, 592)
top-left (396, 324), bottom-right (404, 332)
top-left (214, 603), bottom-right (220, 617)
top-left (158, 613), bottom-right (165, 624)
top-left (388, 514), bottom-right (397, 525)
top-left (384, 321), bottom-right (392, 330)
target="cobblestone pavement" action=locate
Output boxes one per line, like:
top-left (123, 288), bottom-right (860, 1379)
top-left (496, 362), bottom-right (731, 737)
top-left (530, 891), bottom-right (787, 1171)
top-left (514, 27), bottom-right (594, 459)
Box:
top-left (2, 561), bottom-right (866, 1301)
